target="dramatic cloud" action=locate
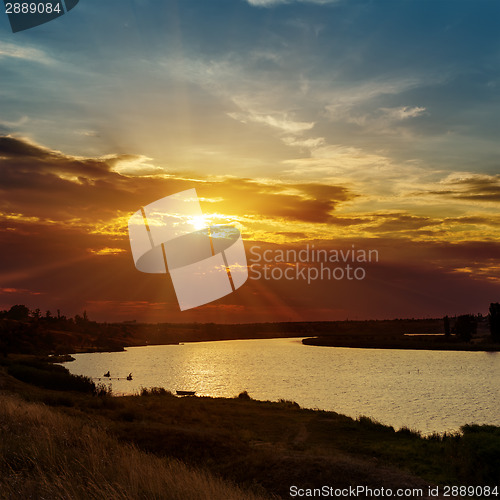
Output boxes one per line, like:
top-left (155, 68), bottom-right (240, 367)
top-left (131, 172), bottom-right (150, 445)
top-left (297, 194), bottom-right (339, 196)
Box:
top-left (0, 137), bottom-right (498, 322)
top-left (2, 137), bottom-right (499, 244)
top-left (1, 1), bottom-right (500, 322)
top-left (0, 136), bottom-right (355, 229)
top-left (446, 175), bottom-right (500, 203)
top-left (423, 174), bottom-right (500, 203)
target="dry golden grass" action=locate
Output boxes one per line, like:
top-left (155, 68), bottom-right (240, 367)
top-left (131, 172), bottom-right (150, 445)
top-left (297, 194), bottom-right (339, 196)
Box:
top-left (0, 393), bottom-right (271, 500)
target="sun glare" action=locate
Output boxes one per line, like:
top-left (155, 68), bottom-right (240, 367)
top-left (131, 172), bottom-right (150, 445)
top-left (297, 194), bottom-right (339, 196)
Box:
top-left (191, 215), bottom-right (208, 231)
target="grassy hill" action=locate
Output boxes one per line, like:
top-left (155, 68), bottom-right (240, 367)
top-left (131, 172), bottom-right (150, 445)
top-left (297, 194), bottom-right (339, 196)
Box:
top-left (0, 391), bottom-right (268, 500)
top-left (1, 356), bottom-right (499, 499)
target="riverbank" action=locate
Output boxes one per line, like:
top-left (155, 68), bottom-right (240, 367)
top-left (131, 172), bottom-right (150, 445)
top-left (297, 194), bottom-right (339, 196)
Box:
top-left (302, 335), bottom-right (500, 351)
top-left (3, 315), bottom-right (498, 356)
top-left (1, 355), bottom-right (499, 499)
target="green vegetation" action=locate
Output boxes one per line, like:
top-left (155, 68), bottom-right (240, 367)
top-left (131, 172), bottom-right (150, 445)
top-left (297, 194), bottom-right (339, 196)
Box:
top-left (1, 357), bottom-right (499, 499)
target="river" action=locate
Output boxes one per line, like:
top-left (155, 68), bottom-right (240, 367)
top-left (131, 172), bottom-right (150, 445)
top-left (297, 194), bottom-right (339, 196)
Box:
top-left (63, 337), bottom-right (500, 435)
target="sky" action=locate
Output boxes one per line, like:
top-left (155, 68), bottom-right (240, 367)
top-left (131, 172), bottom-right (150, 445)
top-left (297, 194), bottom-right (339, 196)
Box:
top-left (0, 0), bottom-right (499, 322)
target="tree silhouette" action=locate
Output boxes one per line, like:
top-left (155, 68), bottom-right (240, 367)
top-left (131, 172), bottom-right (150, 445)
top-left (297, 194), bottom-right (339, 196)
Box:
top-left (455, 314), bottom-right (477, 342)
top-left (6, 304), bottom-right (29, 321)
top-left (443, 315), bottom-right (450, 337)
top-left (489, 303), bottom-right (500, 343)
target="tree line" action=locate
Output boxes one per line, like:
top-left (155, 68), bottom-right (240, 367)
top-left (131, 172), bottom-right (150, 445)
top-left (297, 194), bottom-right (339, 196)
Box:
top-left (0, 305), bottom-right (131, 355)
top-left (443, 302), bottom-right (500, 343)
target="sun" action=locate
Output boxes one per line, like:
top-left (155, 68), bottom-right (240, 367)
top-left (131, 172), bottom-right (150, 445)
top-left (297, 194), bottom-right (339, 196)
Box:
top-left (191, 215), bottom-right (208, 231)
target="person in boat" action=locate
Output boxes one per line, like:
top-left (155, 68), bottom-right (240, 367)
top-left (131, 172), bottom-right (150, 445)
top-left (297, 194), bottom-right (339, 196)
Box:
top-left (104, 371), bottom-right (110, 377)
top-left (126, 373), bottom-right (133, 380)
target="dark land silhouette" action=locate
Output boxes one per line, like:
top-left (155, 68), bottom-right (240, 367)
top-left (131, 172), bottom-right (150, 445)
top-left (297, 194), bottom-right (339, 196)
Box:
top-left (302, 313), bottom-right (499, 351)
top-left (1, 303), bottom-right (499, 356)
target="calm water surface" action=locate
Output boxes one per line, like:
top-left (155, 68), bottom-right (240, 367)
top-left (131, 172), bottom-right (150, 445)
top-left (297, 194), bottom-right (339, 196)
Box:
top-left (63, 338), bottom-right (500, 434)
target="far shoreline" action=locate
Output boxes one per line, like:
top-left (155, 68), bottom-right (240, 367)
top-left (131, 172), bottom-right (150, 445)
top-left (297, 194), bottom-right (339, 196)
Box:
top-left (4, 312), bottom-right (499, 357)
top-left (64, 333), bottom-right (500, 357)
top-left (302, 336), bottom-right (500, 352)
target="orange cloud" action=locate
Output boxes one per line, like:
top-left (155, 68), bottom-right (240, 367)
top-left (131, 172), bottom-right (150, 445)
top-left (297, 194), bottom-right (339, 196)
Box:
top-left (1, 137), bottom-right (499, 322)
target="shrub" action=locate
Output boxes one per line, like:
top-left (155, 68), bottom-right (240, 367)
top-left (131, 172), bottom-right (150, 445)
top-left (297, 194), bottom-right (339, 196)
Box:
top-left (278, 399), bottom-right (300, 409)
top-left (7, 360), bottom-right (98, 394)
top-left (397, 426), bottom-right (422, 438)
top-left (357, 415), bottom-right (394, 432)
top-left (456, 425), bottom-right (500, 483)
top-left (140, 387), bottom-right (172, 397)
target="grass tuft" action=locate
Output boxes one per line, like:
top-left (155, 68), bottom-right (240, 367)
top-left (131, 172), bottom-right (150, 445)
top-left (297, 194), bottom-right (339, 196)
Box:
top-left (0, 393), bottom-right (270, 500)
top-left (139, 386), bottom-right (173, 397)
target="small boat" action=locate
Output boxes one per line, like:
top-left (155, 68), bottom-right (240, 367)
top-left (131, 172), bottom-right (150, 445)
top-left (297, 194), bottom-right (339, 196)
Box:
top-left (176, 390), bottom-right (196, 396)
top-left (126, 373), bottom-right (133, 381)
top-left (104, 371), bottom-right (110, 377)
